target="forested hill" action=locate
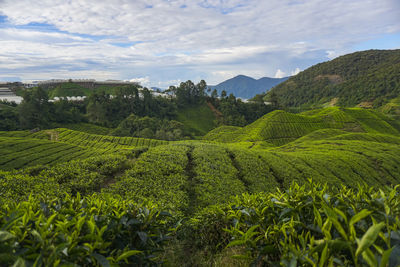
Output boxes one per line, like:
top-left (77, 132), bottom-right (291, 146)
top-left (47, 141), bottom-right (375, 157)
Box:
top-left (266, 49), bottom-right (400, 108)
top-left (210, 75), bottom-right (288, 99)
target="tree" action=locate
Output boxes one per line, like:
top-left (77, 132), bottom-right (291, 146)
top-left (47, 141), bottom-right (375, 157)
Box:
top-left (86, 91), bottom-right (110, 125)
top-left (220, 90), bottom-right (227, 99)
top-left (268, 91), bottom-right (280, 109)
top-left (18, 87), bottom-right (52, 129)
top-left (211, 89), bottom-right (218, 99)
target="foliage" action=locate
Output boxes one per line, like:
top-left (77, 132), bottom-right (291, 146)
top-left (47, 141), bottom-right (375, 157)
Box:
top-left (112, 114), bottom-right (187, 141)
top-left (204, 107), bottom-right (400, 145)
top-left (191, 143), bottom-right (246, 210)
top-left (212, 93), bottom-right (274, 126)
top-left (48, 82), bottom-right (91, 98)
top-left (0, 135), bottom-right (102, 170)
top-left (267, 49), bottom-right (400, 108)
top-left (168, 80), bottom-right (207, 107)
top-left (212, 181), bottom-right (400, 266)
top-left (18, 87), bottom-right (52, 129)
top-left (0, 103), bottom-right (19, 130)
top-left (176, 103), bottom-right (217, 136)
top-left (107, 144), bottom-right (191, 216)
top-left (0, 194), bottom-right (173, 266)
top-left (0, 154), bottom-right (130, 202)
top-left (86, 85), bottom-right (177, 128)
top-left (60, 122), bottom-right (111, 135)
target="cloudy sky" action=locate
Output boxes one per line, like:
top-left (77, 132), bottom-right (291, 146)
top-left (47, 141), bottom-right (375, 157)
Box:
top-left (0, 0), bottom-right (399, 87)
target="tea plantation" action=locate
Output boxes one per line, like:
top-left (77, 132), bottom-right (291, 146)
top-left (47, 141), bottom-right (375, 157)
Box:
top-left (1, 107), bottom-right (400, 266)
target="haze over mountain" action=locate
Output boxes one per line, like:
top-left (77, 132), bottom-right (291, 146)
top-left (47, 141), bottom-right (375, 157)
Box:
top-left (210, 75), bottom-right (288, 99)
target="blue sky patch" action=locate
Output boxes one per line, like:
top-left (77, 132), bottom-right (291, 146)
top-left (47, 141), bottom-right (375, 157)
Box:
top-left (353, 33), bottom-right (400, 51)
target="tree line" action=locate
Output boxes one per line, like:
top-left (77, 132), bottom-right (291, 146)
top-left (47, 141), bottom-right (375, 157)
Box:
top-left (0, 80), bottom-right (274, 139)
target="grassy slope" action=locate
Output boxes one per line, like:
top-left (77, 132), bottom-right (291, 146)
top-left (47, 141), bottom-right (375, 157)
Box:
top-left (204, 107), bottom-right (400, 145)
top-left (57, 122), bottom-right (111, 135)
top-left (2, 106), bottom-right (400, 266)
top-left (107, 135), bottom-right (400, 213)
top-left (176, 103), bottom-right (216, 137)
top-left (2, 107), bottom-right (400, 212)
top-left (380, 96), bottom-right (400, 119)
top-left (0, 136), bottom-right (102, 170)
top-left (0, 128), bottom-right (168, 170)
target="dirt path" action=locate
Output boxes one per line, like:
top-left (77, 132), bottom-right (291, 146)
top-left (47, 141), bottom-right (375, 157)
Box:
top-left (206, 101), bottom-right (223, 120)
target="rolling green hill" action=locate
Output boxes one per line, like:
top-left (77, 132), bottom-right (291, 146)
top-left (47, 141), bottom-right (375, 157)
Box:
top-left (0, 136), bottom-right (102, 170)
top-left (0, 128), bottom-right (168, 170)
top-left (1, 106), bottom-right (400, 265)
top-left (266, 49), bottom-right (400, 108)
top-left (204, 107), bottom-right (400, 145)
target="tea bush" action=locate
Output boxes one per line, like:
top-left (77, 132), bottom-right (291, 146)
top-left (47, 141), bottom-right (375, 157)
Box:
top-left (0, 194), bottom-right (173, 266)
top-left (189, 181), bottom-right (400, 266)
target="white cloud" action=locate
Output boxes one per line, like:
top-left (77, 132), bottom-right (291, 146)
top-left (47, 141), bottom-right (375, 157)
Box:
top-left (291, 68), bottom-right (301, 76)
top-left (0, 0), bottom-right (398, 86)
top-left (129, 76), bottom-right (150, 87)
top-left (274, 69), bottom-right (286, 78)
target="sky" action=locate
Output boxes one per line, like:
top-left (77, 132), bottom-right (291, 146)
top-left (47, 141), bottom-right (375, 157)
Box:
top-left (0, 0), bottom-right (399, 88)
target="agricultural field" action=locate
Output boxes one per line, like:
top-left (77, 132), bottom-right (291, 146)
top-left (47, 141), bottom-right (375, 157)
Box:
top-left (1, 107), bottom-right (400, 266)
top-left (59, 122), bottom-right (112, 135)
top-left (0, 128), bottom-right (167, 170)
top-left (0, 136), bottom-right (103, 170)
top-left (204, 107), bottom-right (400, 145)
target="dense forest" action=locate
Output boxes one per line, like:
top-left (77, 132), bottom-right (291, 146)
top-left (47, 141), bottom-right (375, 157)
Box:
top-left (263, 49), bottom-right (400, 109)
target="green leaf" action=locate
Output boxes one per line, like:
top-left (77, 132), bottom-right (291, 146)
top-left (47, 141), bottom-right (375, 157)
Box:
top-left (87, 220), bottom-right (95, 234)
top-left (361, 248), bottom-right (378, 267)
top-left (379, 247), bottom-right (392, 267)
top-left (92, 253), bottom-right (111, 267)
top-left (350, 209), bottom-right (372, 228)
top-left (116, 250), bottom-right (143, 262)
top-left (30, 230), bottom-right (43, 244)
top-left (319, 243), bottom-right (329, 267)
top-left (226, 239), bottom-right (246, 248)
top-left (356, 222), bottom-right (385, 257)
top-left (12, 258), bottom-right (26, 267)
top-left (0, 231), bottom-right (15, 242)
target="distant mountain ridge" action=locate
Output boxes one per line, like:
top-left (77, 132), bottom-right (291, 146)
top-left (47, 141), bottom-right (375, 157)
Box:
top-left (210, 75), bottom-right (288, 99)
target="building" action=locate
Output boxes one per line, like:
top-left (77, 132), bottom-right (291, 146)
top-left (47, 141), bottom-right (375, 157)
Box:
top-left (37, 79), bottom-right (138, 89)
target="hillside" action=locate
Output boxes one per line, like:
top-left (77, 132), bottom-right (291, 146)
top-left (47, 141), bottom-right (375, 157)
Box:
top-left (210, 75), bottom-right (288, 99)
top-left (267, 49), bottom-right (400, 108)
top-left (2, 128), bottom-right (400, 211)
top-left (204, 107), bottom-right (400, 145)
top-left (1, 106), bottom-right (400, 265)
top-left (176, 103), bottom-right (217, 136)
top-left (0, 129), bottom-right (167, 170)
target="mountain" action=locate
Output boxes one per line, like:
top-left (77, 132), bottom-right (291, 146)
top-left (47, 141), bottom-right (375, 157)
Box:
top-left (267, 49), bottom-right (400, 108)
top-left (210, 75), bottom-right (288, 99)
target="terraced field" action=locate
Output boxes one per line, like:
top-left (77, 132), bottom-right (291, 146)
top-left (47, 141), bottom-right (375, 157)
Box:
top-left (0, 136), bottom-right (101, 170)
top-left (106, 135), bottom-right (400, 213)
top-left (2, 107), bottom-right (400, 266)
top-left (0, 128), bottom-right (168, 170)
top-left (59, 122), bottom-right (111, 135)
top-left (204, 107), bottom-right (400, 145)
